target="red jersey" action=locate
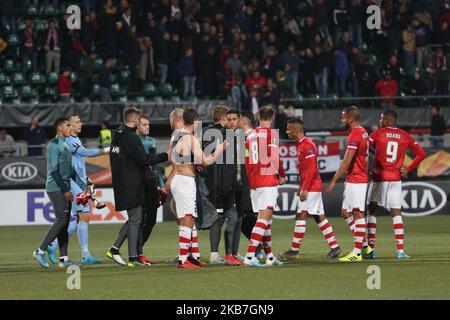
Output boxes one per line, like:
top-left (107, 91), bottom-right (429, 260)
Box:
top-left (346, 126), bottom-right (369, 183)
top-left (370, 127), bottom-right (426, 181)
top-left (245, 127), bottom-right (280, 189)
top-left (297, 137), bottom-right (322, 192)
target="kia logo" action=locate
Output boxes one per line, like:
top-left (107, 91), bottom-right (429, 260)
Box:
top-left (401, 182), bottom-right (446, 217)
top-left (1, 162), bottom-right (38, 182)
top-left (274, 184), bottom-right (299, 219)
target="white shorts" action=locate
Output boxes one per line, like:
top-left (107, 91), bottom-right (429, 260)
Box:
top-left (342, 182), bottom-right (368, 213)
top-left (250, 187), bottom-right (278, 213)
top-left (367, 181), bottom-right (402, 209)
top-left (297, 192), bottom-right (324, 215)
top-left (170, 174), bottom-right (197, 218)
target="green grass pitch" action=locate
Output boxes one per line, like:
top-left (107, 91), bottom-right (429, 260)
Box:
top-left (0, 216), bottom-right (449, 300)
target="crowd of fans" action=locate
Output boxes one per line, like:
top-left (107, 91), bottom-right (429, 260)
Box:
top-left (0, 0), bottom-right (450, 109)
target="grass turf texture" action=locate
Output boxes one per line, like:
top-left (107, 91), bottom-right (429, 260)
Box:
top-left (0, 216), bottom-right (449, 300)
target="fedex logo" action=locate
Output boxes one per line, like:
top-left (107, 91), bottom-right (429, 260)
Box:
top-left (27, 190), bottom-right (126, 223)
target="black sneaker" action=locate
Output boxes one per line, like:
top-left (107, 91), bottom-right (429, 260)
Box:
top-left (187, 256), bottom-right (206, 267)
top-left (326, 246), bottom-right (342, 259)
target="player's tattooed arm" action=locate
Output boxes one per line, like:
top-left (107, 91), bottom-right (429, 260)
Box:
top-left (326, 149), bottom-right (356, 194)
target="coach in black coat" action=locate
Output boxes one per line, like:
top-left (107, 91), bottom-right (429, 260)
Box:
top-left (108, 107), bottom-right (168, 263)
top-left (110, 124), bottom-right (167, 211)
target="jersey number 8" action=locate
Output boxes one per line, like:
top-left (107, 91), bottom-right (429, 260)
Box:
top-left (250, 141), bottom-right (259, 163)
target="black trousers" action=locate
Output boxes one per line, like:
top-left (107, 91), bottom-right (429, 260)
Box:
top-left (40, 191), bottom-right (71, 256)
top-left (138, 181), bottom-right (158, 256)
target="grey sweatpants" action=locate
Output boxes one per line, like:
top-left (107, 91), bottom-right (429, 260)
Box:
top-left (39, 191), bottom-right (71, 257)
top-left (209, 206), bottom-right (239, 255)
top-left (113, 206), bottom-right (143, 258)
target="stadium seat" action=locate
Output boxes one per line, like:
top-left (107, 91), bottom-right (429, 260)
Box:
top-left (30, 72), bottom-right (45, 86)
top-left (19, 85), bottom-right (37, 100)
top-left (46, 72), bottom-right (59, 85)
top-left (70, 72), bottom-right (79, 82)
top-left (12, 72), bottom-right (27, 85)
top-left (0, 73), bottom-right (11, 86)
top-left (42, 4), bottom-right (59, 16)
top-left (160, 83), bottom-right (175, 98)
top-left (91, 84), bottom-right (100, 99)
top-left (118, 70), bottom-right (130, 83)
top-left (7, 34), bottom-right (20, 47)
top-left (143, 83), bottom-right (158, 97)
top-left (26, 5), bottom-right (39, 16)
top-left (115, 95), bottom-right (128, 103)
top-left (16, 20), bottom-right (26, 32)
top-left (134, 96), bottom-right (146, 103)
top-left (42, 86), bottom-right (59, 102)
top-left (188, 96), bottom-right (198, 103)
top-left (34, 20), bottom-right (48, 32)
top-left (110, 83), bottom-right (125, 98)
top-left (93, 58), bottom-right (103, 71)
top-left (0, 86), bottom-right (18, 101)
top-left (171, 95), bottom-right (181, 103)
top-left (3, 60), bottom-right (19, 74)
top-left (152, 96), bottom-right (163, 103)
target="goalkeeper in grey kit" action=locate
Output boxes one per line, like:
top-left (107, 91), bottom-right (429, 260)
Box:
top-left (33, 117), bottom-right (88, 268)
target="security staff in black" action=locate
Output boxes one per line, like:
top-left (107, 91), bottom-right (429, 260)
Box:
top-left (106, 107), bottom-right (168, 267)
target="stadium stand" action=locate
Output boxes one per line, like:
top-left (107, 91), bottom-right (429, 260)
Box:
top-left (0, 0), bottom-right (449, 107)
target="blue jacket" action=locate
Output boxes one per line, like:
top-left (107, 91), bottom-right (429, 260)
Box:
top-left (179, 56), bottom-right (195, 77)
top-left (335, 51), bottom-right (349, 76)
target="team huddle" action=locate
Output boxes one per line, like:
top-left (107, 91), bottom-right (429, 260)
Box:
top-left (32, 104), bottom-right (426, 269)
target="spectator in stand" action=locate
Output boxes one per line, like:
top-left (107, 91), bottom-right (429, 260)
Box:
top-left (261, 46), bottom-right (279, 80)
top-left (348, 0), bottom-right (364, 44)
top-left (430, 106), bottom-right (447, 150)
top-left (281, 43), bottom-right (300, 96)
top-left (23, 116), bottom-right (47, 156)
top-left (412, 17), bottom-right (430, 72)
top-left (427, 47), bottom-right (449, 95)
top-left (374, 69), bottom-right (399, 108)
top-left (138, 36), bottom-right (155, 83)
top-left (80, 51), bottom-right (97, 98)
top-left (436, 21), bottom-right (450, 54)
top-left (260, 78), bottom-right (280, 106)
top-left (224, 66), bottom-right (245, 111)
top-left (247, 87), bottom-right (262, 115)
top-left (98, 120), bottom-right (112, 148)
top-left (156, 32), bottom-right (170, 87)
top-left (405, 68), bottom-right (429, 97)
top-left (99, 58), bottom-right (113, 103)
top-left (201, 45), bottom-right (220, 98)
top-left (334, 49), bottom-right (349, 97)
top-left (58, 68), bottom-right (73, 103)
top-left (168, 33), bottom-right (182, 89)
top-left (245, 70), bottom-right (268, 97)
top-left (313, 0), bottom-right (330, 38)
top-left (0, 129), bottom-right (16, 158)
top-left (226, 50), bottom-right (243, 77)
top-left (179, 47), bottom-right (196, 99)
top-left (274, 105), bottom-right (288, 139)
top-left (20, 19), bottom-right (38, 71)
top-left (275, 70), bottom-right (290, 100)
top-left (402, 23), bottom-right (416, 75)
top-left (354, 54), bottom-right (376, 97)
top-left (313, 46), bottom-right (328, 98)
top-left (43, 20), bottom-right (61, 74)
top-left (333, 0), bottom-right (349, 44)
